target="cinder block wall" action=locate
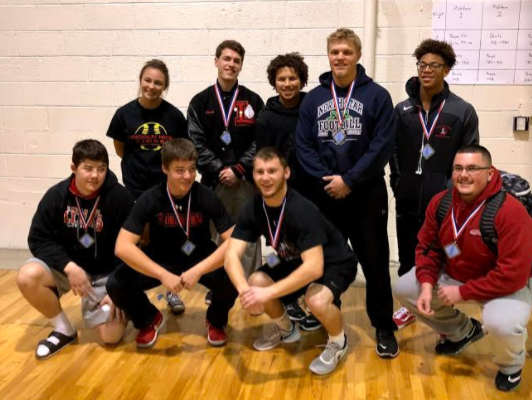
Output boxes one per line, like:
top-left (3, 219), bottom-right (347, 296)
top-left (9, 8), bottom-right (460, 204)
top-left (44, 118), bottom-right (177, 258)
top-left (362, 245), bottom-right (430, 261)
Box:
top-left (1, 0), bottom-right (531, 259)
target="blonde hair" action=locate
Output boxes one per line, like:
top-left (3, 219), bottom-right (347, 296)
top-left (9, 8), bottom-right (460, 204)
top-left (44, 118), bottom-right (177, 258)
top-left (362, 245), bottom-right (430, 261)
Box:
top-left (327, 28), bottom-right (362, 52)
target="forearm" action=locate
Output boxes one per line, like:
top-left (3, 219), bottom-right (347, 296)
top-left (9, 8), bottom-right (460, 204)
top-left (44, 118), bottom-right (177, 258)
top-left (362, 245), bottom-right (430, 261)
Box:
top-left (268, 262), bottom-right (322, 300)
top-left (188, 239), bottom-right (229, 277)
top-left (224, 250), bottom-right (250, 294)
top-left (116, 242), bottom-right (167, 281)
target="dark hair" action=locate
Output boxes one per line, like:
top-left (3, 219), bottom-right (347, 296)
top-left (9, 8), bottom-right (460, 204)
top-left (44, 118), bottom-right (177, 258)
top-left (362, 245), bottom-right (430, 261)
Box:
top-left (72, 139), bottom-right (109, 168)
top-left (162, 139), bottom-right (198, 168)
top-left (139, 59), bottom-right (170, 91)
top-left (266, 53), bottom-right (309, 89)
top-left (456, 144), bottom-right (492, 166)
top-left (215, 40), bottom-right (246, 61)
top-left (254, 147), bottom-right (288, 169)
top-left (414, 39), bottom-right (457, 69)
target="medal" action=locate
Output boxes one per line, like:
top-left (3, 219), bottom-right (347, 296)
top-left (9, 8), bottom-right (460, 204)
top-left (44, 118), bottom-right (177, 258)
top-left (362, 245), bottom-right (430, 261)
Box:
top-left (75, 195), bottom-right (101, 248)
top-left (263, 197), bottom-right (287, 266)
top-left (214, 82), bottom-right (239, 145)
top-left (167, 185), bottom-right (194, 256)
top-left (444, 241), bottom-right (461, 259)
top-left (422, 143), bottom-right (435, 160)
top-left (266, 253), bottom-right (281, 268)
top-left (445, 199), bottom-right (486, 259)
top-left (330, 79), bottom-right (355, 146)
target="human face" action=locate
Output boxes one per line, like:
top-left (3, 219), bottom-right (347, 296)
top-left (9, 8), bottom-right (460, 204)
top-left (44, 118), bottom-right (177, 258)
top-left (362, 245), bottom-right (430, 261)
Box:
top-left (253, 157), bottom-right (290, 202)
top-left (452, 153), bottom-right (494, 203)
top-left (71, 159), bottom-right (107, 197)
top-left (275, 67), bottom-right (301, 107)
top-left (163, 160), bottom-right (197, 198)
top-left (417, 53), bottom-right (450, 94)
top-left (328, 39), bottom-right (361, 85)
top-left (215, 48), bottom-right (243, 84)
top-left (139, 67), bottom-right (166, 104)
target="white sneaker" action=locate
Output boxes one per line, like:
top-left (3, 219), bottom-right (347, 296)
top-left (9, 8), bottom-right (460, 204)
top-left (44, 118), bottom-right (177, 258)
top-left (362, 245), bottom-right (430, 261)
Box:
top-left (253, 323), bottom-right (301, 351)
top-left (309, 335), bottom-right (348, 375)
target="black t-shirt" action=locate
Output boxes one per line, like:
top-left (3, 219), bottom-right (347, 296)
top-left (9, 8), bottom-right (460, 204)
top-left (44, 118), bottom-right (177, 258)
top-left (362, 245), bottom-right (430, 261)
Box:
top-left (123, 181), bottom-right (234, 264)
top-left (106, 99), bottom-right (188, 199)
top-left (233, 187), bottom-right (354, 266)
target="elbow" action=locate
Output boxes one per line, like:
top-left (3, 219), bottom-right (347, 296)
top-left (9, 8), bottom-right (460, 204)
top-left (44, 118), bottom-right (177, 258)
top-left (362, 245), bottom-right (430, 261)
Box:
top-left (115, 241), bottom-right (126, 260)
top-left (311, 263), bottom-right (324, 281)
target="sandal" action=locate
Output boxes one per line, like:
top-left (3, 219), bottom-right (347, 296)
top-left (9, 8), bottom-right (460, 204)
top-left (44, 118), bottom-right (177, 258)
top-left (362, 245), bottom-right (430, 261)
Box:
top-left (35, 331), bottom-right (78, 360)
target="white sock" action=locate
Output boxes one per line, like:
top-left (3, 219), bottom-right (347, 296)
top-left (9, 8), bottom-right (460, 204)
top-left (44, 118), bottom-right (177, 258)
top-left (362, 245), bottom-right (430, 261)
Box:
top-left (273, 311), bottom-right (293, 333)
top-left (50, 311), bottom-right (76, 337)
top-left (329, 330), bottom-right (345, 348)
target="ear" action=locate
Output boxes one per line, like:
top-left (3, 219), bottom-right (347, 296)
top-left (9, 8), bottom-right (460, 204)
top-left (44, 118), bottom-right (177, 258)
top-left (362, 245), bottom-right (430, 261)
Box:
top-left (487, 167), bottom-right (495, 182)
top-left (285, 166), bottom-right (291, 180)
top-left (443, 66), bottom-right (451, 78)
top-left (71, 163), bottom-right (76, 174)
top-left (162, 165), bottom-right (169, 176)
top-left (214, 57), bottom-right (219, 68)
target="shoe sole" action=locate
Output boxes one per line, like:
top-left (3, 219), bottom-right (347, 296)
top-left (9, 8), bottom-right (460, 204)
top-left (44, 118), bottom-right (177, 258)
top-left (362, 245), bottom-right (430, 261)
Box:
top-left (288, 315), bottom-right (306, 322)
top-left (309, 345), bottom-right (348, 375)
top-left (376, 346), bottom-right (400, 359)
top-left (207, 337), bottom-right (227, 347)
top-left (254, 328), bottom-right (301, 351)
top-left (437, 330), bottom-right (485, 356)
top-left (35, 335), bottom-right (78, 361)
top-left (170, 307), bottom-right (185, 315)
top-left (299, 324), bottom-right (322, 332)
top-left (394, 318), bottom-right (416, 330)
top-left (137, 314), bottom-right (166, 349)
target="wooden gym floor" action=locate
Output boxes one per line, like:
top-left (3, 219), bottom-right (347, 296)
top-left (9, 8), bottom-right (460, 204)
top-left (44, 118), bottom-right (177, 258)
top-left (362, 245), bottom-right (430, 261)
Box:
top-left (0, 269), bottom-right (530, 400)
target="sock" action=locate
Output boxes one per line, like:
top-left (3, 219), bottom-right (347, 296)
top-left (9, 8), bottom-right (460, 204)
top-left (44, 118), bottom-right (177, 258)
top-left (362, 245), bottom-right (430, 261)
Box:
top-left (273, 311), bottom-right (293, 333)
top-left (328, 330), bottom-right (346, 348)
top-left (50, 311), bottom-right (76, 337)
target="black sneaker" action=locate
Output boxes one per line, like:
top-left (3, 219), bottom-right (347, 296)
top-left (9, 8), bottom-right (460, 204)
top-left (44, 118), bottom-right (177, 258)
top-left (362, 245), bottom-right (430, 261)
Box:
top-left (435, 318), bottom-right (485, 356)
top-left (299, 314), bottom-right (322, 331)
top-left (375, 329), bottom-right (399, 359)
top-left (495, 369), bottom-right (522, 392)
top-left (205, 290), bottom-right (212, 305)
top-left (285, 302), bottom-right (306, 321)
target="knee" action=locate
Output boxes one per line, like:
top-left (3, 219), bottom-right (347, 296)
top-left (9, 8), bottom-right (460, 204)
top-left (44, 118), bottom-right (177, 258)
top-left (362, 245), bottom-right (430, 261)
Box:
top-left (97, 323), bottom-right (125, 345)
top-left (248, 272), bottom-right (274, 288)
top-left (305, 285), bottom-right (333, 316)
top-left (17, 263), bottom-right (46, 292)
top-left (393, 270), bottom-right (418, 303)
top-left (483, 315), bottom-right (526, 340)
top-left (105, 273), bottom-right (121, 296)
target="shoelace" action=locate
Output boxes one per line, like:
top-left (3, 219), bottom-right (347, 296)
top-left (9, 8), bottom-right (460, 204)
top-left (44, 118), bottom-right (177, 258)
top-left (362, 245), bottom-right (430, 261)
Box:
top-left (316, 340), bottom-right (342, 362)
top-left (394, 307), bottom-right (410, 319)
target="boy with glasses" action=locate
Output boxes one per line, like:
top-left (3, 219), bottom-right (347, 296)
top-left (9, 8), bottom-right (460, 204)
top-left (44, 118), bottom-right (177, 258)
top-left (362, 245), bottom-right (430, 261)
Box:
top-left (390, 39), bottom-right (479, 330)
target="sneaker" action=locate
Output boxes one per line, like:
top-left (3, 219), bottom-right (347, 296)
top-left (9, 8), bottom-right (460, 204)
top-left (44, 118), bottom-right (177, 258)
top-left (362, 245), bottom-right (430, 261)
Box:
top-left (435, 318), bottom-right (485, 356)
top-left (495, 369), bottom-right (522, 392)
top-left (205, 291), bottom-right (212, 305)
top-left (285, 302), bottom-right (306, 322)
top-left (299, 314), bottom-right (322, 331)
top-left (35, 331), bottom-right (78, 360)
top-left (376, 329), bottom-right (400, 359)
top-left (166, 292), bottom-right (185, 315)
top-left (206, 321), bottom-right (227, 347)
top-left (253, 323), bottom-right (301, 351)
top-left (136, 311), bottom-right (165, 349)
top-left (309, 335), bottom-right (348, 375)
top-left (393, 306), bottom-right (416, 330)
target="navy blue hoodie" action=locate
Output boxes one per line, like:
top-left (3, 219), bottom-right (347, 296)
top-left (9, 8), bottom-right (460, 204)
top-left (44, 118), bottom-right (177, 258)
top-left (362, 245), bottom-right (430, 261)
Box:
top-left (295, 64), bottom-right (396, 188)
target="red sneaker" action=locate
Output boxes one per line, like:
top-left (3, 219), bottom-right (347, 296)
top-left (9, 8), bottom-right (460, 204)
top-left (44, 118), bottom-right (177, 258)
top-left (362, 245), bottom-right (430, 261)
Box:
top-left (206, 321), bottom-right (227, 347)
top-left (136, 311), bottom-right (165, 349)
top-left (393, 306), bottom-right (416, 330)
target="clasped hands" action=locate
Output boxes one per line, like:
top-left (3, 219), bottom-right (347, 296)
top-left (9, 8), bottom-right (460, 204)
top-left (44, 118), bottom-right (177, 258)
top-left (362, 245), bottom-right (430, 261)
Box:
top-left (161, 269), bottom-right (201, 294)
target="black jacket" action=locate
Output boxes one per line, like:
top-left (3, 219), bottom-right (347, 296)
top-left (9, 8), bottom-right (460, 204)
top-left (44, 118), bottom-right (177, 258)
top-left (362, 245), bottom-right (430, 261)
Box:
top-left (28, 170), bottom-right (134, 276)
top-left (187, 82), bottom-right (264, 187)
top-left (390, 77), bottom-right (479, 216)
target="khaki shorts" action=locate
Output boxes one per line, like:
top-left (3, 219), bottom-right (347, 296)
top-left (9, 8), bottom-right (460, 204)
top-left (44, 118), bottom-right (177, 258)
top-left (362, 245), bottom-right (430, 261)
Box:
top-left (26, 258), bottom-right (111, 329)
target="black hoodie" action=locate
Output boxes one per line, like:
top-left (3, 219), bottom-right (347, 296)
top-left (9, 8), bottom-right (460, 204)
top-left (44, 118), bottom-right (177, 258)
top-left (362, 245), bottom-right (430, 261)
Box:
top-left (28, 170), bottom-right (134, 276)
top-left (390, 77), bottom-right (479, 216)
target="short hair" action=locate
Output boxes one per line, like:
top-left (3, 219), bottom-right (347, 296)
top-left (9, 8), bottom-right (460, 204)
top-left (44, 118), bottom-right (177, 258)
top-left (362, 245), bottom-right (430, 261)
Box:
top-left (456, 145), bottom-right (492, 166)
top-left (414, 39), bottom-right (457, 69)
top-left (139, 59), bottom-right (170, 91)
top-left (161, 139), bottom-right (198, 168)
top-left (327, 28), bottom-right (362, 52)
top-left (266, 53), bottom-right (309, 89)
top-left (215, 40), bottom-right (246, 61)
top-left (72, 139), bottom-right (109, 168)
top-left (254, 147), bottom-right (288, 169)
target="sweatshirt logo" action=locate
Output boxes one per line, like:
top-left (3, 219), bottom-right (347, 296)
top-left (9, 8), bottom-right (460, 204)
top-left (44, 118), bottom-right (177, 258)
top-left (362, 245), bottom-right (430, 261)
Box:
top-left (131, 122), bottom-right (172, 151)
top-left (316, 99), bottom-right (364, 145)
top-left (233, 101), bottom-right (256, 126)
top-left (64, 206), bottom-right (103, 232)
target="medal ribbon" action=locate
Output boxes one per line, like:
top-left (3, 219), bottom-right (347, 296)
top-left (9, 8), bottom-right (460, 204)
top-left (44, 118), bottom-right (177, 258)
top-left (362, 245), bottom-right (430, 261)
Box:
top-left (331, 80), bottom-right (355, 130)
top-left (214, 83), bottom-right (239, 130)
top-left (75, 196), bottom-right (101, 231)
top-left (451, 199), bottom-right (486, 240)
top-left (167, 185), bottom-right (192, 238)
top-left (262, 197), bottom-right (287, 249)
top-left (418, 99), bottom-right (446, 141)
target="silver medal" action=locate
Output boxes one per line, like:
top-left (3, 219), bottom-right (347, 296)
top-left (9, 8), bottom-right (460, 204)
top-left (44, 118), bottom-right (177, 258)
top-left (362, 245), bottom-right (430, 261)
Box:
top-left (79, 233), bottom-right (95, 248)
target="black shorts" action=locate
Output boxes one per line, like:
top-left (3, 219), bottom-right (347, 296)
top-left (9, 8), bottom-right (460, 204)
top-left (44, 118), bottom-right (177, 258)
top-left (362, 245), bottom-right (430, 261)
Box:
top-left (256, 257), bottom-right (357, 308)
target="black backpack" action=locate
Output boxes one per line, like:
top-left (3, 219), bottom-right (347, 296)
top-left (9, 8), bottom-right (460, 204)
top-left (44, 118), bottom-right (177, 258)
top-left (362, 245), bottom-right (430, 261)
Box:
top-left (436, 171), bottom-right (532, 255)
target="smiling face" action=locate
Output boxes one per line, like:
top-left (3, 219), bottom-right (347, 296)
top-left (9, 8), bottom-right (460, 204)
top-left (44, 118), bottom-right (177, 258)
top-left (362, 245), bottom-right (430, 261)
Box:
top-left (253, 157), bottom-right (290, 201)
top-left (163, 159), bottom-right (197, 198)
top-left (139, 67), bottom-right (167, 104)
top-left (452, 152), bottom-right (494, 203)
top-left (417, 53), bottom-right (450, 94)
top-left (275, 66), bottom-right (301, 107)
top-left (71, 159), bottom-right (107, 197)
top-left (328, 39), bottom-right (361, 86)
top-left (215, 48), bottom-right (243, 86)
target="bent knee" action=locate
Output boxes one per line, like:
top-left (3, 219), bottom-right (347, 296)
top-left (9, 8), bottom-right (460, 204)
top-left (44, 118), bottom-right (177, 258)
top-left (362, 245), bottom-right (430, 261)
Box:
top-left (248, 271), bottom-right (274, 288)
top-left (393, 270), bottom-right (419, 303)
top-left (305, 285), bottom-right (334, 314)
top-left (96, 323), bottom-right (125, 345)
top-left (17, 263), bottom-right (48, 291)
top-left (483, 317), bottom-right (527, 339)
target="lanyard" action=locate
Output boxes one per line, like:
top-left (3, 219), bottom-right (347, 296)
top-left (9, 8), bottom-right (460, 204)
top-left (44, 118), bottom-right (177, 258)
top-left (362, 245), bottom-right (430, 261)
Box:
top-left (451, 199), bottom-right (486, 240)
top-left (214, 83), bottom-right (239, 130)
top-left (166, 185), bottom-right (192, 237)
top-left (418, 99), bottom-right (446, 141)
top-left (262, 197), bottom-right (287, 249)
top-left (74, 196), bottom-right (101, 231)
top-left (330, 80), bottom-right (355, 129)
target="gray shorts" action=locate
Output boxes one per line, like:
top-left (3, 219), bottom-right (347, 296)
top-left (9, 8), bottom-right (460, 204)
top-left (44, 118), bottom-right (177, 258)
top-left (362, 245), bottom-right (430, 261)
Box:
top-left (26, 258), bottom-right (112, 329)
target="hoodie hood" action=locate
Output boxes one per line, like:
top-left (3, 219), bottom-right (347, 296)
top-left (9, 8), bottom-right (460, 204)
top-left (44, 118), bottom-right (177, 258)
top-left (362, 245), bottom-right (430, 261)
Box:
top-left (319, 64), bottom-right (373, 89)
top-left (264, 92), bottom-right (307, 116)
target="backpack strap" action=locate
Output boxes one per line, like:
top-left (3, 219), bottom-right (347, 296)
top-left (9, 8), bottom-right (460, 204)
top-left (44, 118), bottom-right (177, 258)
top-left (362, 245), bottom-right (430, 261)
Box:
top-left (479, 190), bottom-right (506, 256)
top-left (422, 189), bottom-right (453, 256)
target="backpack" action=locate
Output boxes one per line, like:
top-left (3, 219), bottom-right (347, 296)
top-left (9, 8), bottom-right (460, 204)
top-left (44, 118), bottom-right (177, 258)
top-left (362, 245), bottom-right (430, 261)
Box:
top-left (436, 171), bottom-right (532, 255)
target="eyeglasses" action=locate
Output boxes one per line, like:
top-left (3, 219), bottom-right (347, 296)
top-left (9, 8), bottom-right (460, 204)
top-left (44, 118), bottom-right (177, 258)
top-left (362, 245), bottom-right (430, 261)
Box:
top-left (452, 166), bottom-right (491, 174)
top-left (416, 62), bottom-right (447, 71)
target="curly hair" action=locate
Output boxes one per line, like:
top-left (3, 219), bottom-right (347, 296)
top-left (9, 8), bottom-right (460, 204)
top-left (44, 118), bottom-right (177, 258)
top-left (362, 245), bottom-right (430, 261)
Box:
top-left (266, 53), bottom-right (309, 89)
top-left (414, 39), bottom-right (457, 69)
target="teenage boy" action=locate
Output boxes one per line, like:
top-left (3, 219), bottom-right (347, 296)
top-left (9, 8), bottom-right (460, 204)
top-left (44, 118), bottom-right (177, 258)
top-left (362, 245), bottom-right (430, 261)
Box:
top-left (225, 147), bottom-right (358, 375)
top-left (18, 139), bottom-right (133, 360)
top-left (106, 139), bottom-right (238, 348)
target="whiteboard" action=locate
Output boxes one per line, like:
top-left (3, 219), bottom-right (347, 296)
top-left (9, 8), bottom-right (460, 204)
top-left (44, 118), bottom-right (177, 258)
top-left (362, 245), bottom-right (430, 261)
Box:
top-left (432, 0), bottom-right (532, 84)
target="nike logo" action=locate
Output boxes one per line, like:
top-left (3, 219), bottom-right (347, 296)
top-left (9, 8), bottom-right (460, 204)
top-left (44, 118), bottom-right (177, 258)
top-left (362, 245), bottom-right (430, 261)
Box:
top-left (508, 375), bottom-right (521, 383)
top-left (379, 343), bottom-right (387, 349)
top-left (403, 105), bottom-right (413, 110)
top-left (466, 327), bottom-right (476, 339)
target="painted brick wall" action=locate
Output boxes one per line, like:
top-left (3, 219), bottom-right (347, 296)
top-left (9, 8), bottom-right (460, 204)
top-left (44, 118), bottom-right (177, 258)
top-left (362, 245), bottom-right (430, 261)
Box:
top-left (0, 0), bottom-right (531, 258)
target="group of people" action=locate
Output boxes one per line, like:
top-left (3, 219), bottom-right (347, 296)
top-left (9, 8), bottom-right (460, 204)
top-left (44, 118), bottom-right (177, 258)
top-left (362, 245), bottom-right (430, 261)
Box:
top-left (16, 28), bottom-right (532, 392)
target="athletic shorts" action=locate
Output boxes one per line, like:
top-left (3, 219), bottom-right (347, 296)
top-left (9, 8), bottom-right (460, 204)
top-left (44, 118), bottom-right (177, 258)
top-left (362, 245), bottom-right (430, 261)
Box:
top-left (26, 258), bottom-right (112, 329)
top-left (255, 258), bottom-right (357, 308)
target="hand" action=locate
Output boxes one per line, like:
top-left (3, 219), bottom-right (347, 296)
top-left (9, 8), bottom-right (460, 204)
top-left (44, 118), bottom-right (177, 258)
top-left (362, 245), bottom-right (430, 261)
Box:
top-left (323, 175), bottom-right (351, 199)
top-left (64, 262), bottom-right (93, 297)
top-left (219, 168), bottom-right (238, 187)
top-left (180, 268), bottom-right (201, 291)
top-left (240, 286), bottom-right (274, 310)
top-left (416, 283), bottom-right (434, 316)
top-left (437, 285), bottom-right (463, 306)
top-left (160, 270), bottom-right (184, 294)
top-left (99, 295), bottom-right (126, 323)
